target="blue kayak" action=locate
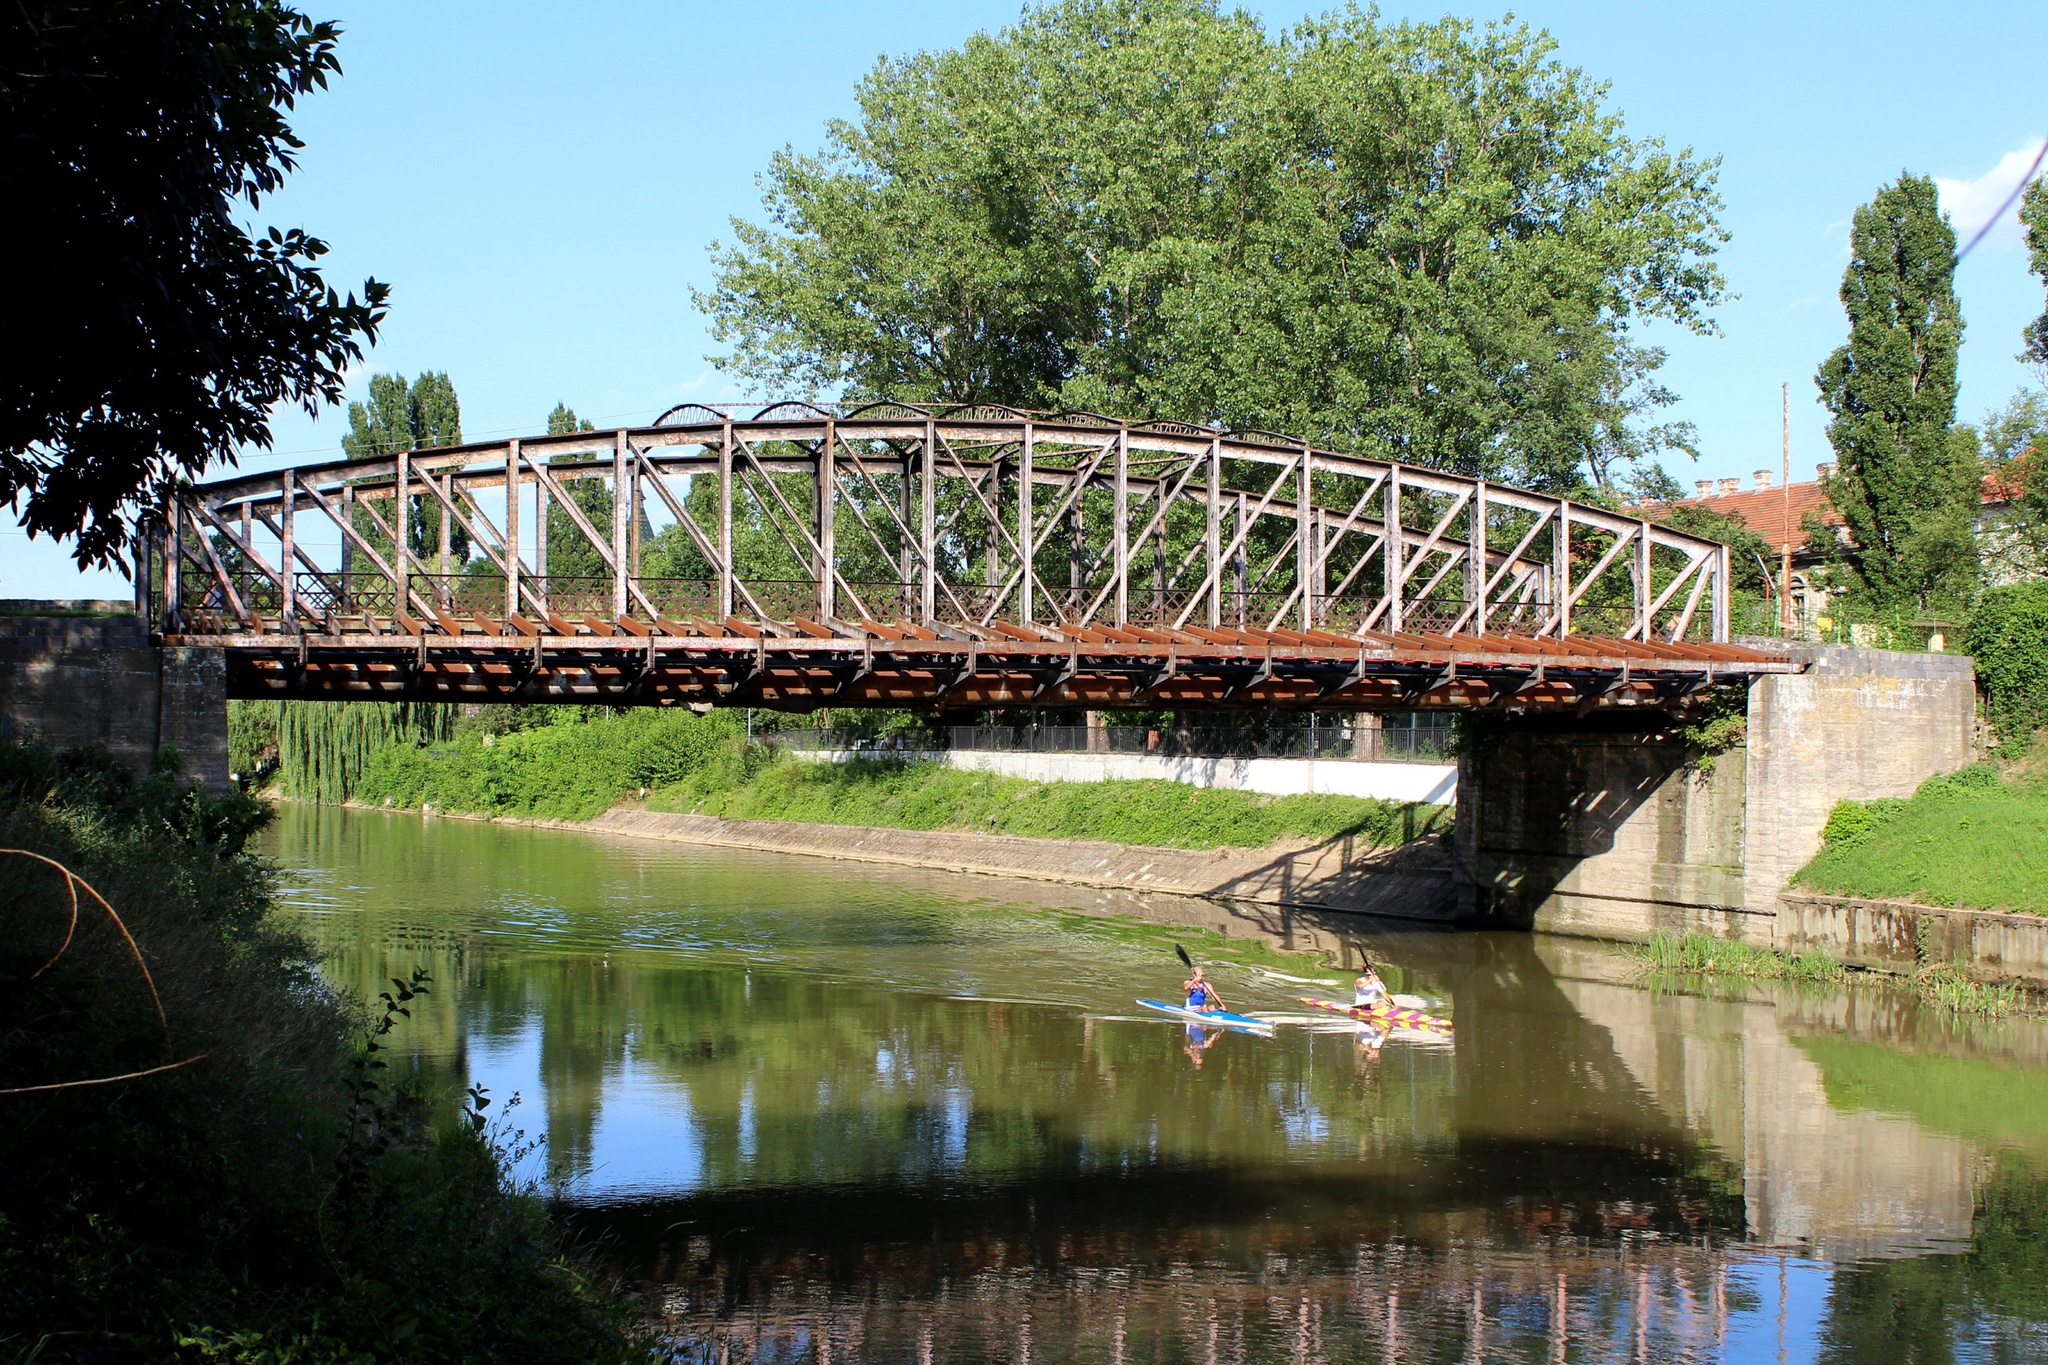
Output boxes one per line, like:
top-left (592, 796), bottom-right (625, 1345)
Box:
top-left (1136, 999), bottom-right (1274, 1034)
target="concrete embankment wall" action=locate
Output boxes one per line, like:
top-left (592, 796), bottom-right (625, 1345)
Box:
top-left (584, 807), bottom-right (1458, 922)
top-left (0, 603), bottom-right (228, 791)
top-left (799, 746), bottom-right (1458, 804)
top-left (1777, 892), bottom-right (2048, 988)
top-left (1456, 645), bottom-right (1978, 943)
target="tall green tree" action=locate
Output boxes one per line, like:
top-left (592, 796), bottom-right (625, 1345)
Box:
top-left (1815, 174), bottom-right (1978, 612)
top-left (342, 371), bottom-right (466, 565)
top-left (698, 0), bottom-right (1725, 490)
top-left (2, 0), bottom-right (386, 568)
top-left (541, 403), bottom-right (615, 583)
top-left (2021, 174), bottom-right (2048, 375)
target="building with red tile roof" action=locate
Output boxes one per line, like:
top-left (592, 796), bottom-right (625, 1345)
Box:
top-left (1662, 466), bottom-right (1845, 561)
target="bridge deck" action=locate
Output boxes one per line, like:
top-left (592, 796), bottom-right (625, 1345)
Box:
top-left (180, 610), bottom-right (1794, 712)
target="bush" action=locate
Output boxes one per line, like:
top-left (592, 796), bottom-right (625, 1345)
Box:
top-left (0, 741), bottom-right (639, 1361)
top-left (1965, 582), bottom-right (2048, 750)
top-left (1798, 764), bottom-right (2048, 915)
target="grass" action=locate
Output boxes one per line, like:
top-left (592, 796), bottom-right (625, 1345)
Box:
top-left (347, 707), bottom-right (1451, 851)
top-left (1795, 763), bottom-right (2048, 915)
top-left (1634, 930), bottom-right (2035, 1017)
top-left (655, 755), bottom-right (1446, 850)
top-left (1637, 929), bottom-right (1847, 983)
top-left (0, 740), bottom-right (642, 1361)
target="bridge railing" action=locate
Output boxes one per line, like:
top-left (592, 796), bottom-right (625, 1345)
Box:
top-left (150, 403), bottom-right (1734, 647)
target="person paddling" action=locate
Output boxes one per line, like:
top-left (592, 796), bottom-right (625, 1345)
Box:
top-left (1353, 964), bottom-right (1390, 1012)
top-left (1183, 963), bottom-right (1226, 1014)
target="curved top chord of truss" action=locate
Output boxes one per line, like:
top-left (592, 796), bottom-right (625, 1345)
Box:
top-left (150, 403), bottom-right (1783, 713)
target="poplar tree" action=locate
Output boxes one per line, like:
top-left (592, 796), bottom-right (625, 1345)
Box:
top-left (341, 371), bottom-right (466, 564)
top-left (542, 403), bottom-right (614, 581)
top-left (1815, 174), bottom-right (1978, 612)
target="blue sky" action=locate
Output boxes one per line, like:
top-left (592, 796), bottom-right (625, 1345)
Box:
top-left (11, 0), bottom-right (2047, 597)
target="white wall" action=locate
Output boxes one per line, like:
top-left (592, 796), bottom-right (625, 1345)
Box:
top-left (803, 747), bottom-right (1456, 804)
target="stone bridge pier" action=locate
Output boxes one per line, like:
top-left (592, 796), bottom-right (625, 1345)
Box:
top-left (0, 601), bottom-right (230, 792)
top-left (1453, 644), bottom-right (1978, 938)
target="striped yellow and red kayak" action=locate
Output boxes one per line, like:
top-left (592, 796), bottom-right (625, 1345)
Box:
top-left (1299, 996), bottom-right (1453, 1032)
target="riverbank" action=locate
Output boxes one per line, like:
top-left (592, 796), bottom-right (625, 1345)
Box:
top-left (334, 705), bottom-right (1450, 853)
top-left (1795, 763), bottom-right (2048, 916)
top-left (0, 740), bottom-right (642, 1360)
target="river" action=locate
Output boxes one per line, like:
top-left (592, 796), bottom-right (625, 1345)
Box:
top-left (265, 804), bottom-right (2048, 1364)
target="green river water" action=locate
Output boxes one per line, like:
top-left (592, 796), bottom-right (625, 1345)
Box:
top-left (266, 804), bottom-right (2048, 1364)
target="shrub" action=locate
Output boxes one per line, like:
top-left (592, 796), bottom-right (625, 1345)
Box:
top-left (1965, 582), bottom-right (2048, 750)
top-left (0, 741), bottom-right (639, 1360)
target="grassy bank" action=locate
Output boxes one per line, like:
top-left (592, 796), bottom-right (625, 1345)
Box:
top-left (0, 741), bottom-right (639, 1361)
top-left (1794, 764), bottom-right (2048, 916)
top-left (347, 707), bottom-right (1449, 851)
top-left (1634, 930), bottom-right (2034, 1017)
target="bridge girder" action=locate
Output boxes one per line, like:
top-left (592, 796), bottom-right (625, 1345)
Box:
top-left (150, 403), bottom-right (1788, 712)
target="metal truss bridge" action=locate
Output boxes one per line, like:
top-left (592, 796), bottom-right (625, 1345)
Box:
top-left (152, 403), bottom-right (1793, 712)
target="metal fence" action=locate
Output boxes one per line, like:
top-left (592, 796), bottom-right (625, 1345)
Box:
top-left (764, 719), bottom-right (1456, 764)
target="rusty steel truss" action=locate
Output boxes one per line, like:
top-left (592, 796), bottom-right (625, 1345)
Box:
top-left (149, 402), bottom-right (1793, 711)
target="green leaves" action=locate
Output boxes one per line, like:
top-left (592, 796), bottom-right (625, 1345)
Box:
top-left (1816, 174), bottom-right (1978, 613)
top-left (1965, 583), bottom-right (2048, 750)
top-left (700, 0), bottom-right (1725, 491)
top-left (2, 0), bottom-right (386, 569)
top-left (2022, 175), bottom-right (2048, 372)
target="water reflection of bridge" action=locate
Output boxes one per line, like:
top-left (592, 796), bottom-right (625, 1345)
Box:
top-left (289, 810), bottom-right (2029, 1363)
top-left (157, 404), bottom-right (1792, 711)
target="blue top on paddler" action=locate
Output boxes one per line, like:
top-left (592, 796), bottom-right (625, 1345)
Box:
top-left (1183, 964), bottom-right (1222, 1013)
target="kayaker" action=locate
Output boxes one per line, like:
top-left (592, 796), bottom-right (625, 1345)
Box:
top-left (1183, 964), bottom-right (1225, 1014)
top-left (1353, 965), bottom-right (1389, 1011)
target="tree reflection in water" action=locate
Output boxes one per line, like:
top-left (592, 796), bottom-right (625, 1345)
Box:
top-left (266, 804), bottom-right (2048, 1364)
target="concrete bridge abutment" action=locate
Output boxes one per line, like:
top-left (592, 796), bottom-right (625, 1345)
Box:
top-left (1452, 645), bottom-right (1978, 943)
top-left (0, 602), bottom-right (230, 793)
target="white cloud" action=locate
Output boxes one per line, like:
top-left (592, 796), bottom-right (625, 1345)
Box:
top-left (1938, 138), bottom-right (2047, 250)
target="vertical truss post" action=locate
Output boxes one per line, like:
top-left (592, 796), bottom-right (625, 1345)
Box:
top-left (534, 460), bottom-right (548, 604)
top-left (1553, 499), bottom-right (1571, 637)
top-left (717, 418), bottom-right (734, 619)
top-left (1311, 508), bottom-right (1327, 626)
top-left (162, 490), bottom-right (180, 630)
top-left (133, 518), bottom-right (152, 631)
top-left (1713, 542), bottom-right (1731, 642)
top-left (240, 501), bottom-right (253, 612)
top-left (1152, 522), bottom-right (1166, 619)
top-left (395, 450), bottom-right (412, 615)
top-left (612, 430), bottom-right (629, 619)
top-left (1297, 446), bottom-right (1313, 631)
top-left (1383, 465), bottom-right (1403, 634)
top-left (1205, 435), bottom-right (1222, 629)
top-left (984, 456), bottom-right (1001, 608)
top-left (340, 484), bottom-right (355, 603)
top-left (1472, 481), bottom-right (1489, 635)
top-left (280, 470), bottom-right (296, 625)
top-left (920, 417), bottom-right (937, 623)
top-left (1635, 518), bottom-right (1653, 640)
top-left (1232, 493), bottom-right (1247, 625)
top-left (899, 450), bottom-right (915, 619)
top-left (1019, 423), bottom-right (1035, 626)
top-left (628, 453), bottom-right (644, 580)
top-left (436, 472), bottom-right (451, 593)
top-left (1113, 426), bottom-right (1129, 626)
top-left (505, 441), bottom-right (522, 620)
top-left (1067, 480), bottom-right (1085, 621)
top-left (817, 419), bottom-right (836, 621)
